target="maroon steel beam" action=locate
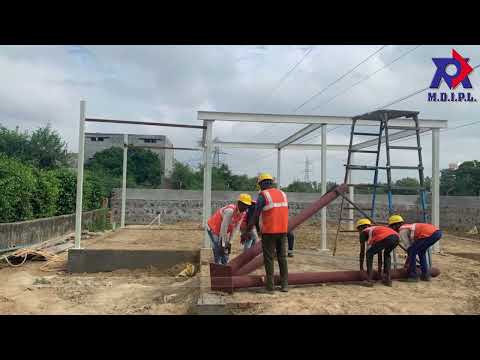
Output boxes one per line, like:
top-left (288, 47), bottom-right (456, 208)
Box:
top-left (288, 183), bottom-right (347, 232)
top-left (211, 267), bottom-right (441, 293)
top-left (228, 184), bottom-right (348, 276)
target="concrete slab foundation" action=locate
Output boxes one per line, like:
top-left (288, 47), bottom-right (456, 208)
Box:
top-left (68, 248), bottom-right (200, 273)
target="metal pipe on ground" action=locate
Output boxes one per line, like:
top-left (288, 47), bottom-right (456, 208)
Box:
top-left (228, 184), bottom-right (348, 276)
top-left (212, 267), bottom-right (441, 293)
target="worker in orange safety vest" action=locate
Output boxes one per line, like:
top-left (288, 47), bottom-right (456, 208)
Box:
top-left (246, 172), bottom-right (289, 293)
top-left (357, 218), bottom-right (400, 287)
top-left (207, 193), bottom-right (252, 264)
top-left (388, 215), bottom-right (442, 282)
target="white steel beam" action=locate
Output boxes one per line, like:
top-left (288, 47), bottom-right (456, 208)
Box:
top-left (432, 129), bottom-right (440, 252)
top-left (213, 141), bottom-right (348, 151)
top-left (278, 124), bottom-right (323, 149)
top-left (320, 125), bottom-right (327, 251)
top-left (351, 128), bottom-right (430, 150)
top-left (203, 120), bottom-right (214, 248)
top-left (277, 149), bottom-right (281, 189)
top-left (198, 111), bottom-right (448, 128)
top-left (120, 134), bottom-right (128, 228)
top-left (74, 100), bottom-right (86, 249)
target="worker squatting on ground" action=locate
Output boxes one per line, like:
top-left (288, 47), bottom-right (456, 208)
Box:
top-left (207, 193), bottom-right (252, 265)
top-left (246, 172), bottom-right (289, 293)
top-left (357, 218), bottom-right (400, 287)
top-left (388, 215), bottom-right (442, 282)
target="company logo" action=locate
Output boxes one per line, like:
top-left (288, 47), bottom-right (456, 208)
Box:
top-left (427, 49), bottom-right (476, 103)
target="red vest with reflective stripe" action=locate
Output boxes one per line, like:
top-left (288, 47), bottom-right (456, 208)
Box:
top-left (400, 223), bottom-right (439, 241)
top-left (260, 188), bottom-right (289, 234)
top-left (207, 204), bottom-right (245, 236)
top-left (363, 226), bottom-right (398, 245)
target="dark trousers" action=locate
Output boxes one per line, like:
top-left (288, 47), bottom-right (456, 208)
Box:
top-left (262, 233), bottom-right (288, 290)
top-left (366, 235), bottom-right (399, 279)
top-left (407, 230), bottom-right (442, 278)
top-left (287, 232), bottom-right (295, 253)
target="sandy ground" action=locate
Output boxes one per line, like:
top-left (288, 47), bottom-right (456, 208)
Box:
top-left (225, 224), bottom-right (480, 315)
top-left (0, 222), bottom-right (203, 315)
top-left (1, 221), bottom-right (479, 314)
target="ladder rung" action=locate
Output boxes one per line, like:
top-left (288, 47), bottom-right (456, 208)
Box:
top-left (347, 165), bottom-right (386, 170)
top-left (387, 126), bottom-right (421, 131)
top-left (390, 166), bottom-right (423, 170)
top-left (353, 132), bottom-right (380, 136)
top-left (389, 146), bottom-right (421, 150)
top-left (339, 230), bottom-right (359, 233)
top-left (349, 149), bottom-right (379, 154)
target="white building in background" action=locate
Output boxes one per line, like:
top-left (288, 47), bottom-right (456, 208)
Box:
top-left (84, 133), bottom-right (174, 179)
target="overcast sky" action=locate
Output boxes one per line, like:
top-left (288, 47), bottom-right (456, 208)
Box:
top-left (0, 45), bottom-right (478, 186)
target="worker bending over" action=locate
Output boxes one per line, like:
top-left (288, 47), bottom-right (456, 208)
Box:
top-left (357, 218), bottom-right (399, 287)
top-left (240, 198), bottom-right (259, 251)
top-left (388, 215), bottom-right (442, 282)
top-left (247, 173), bottom-right (289, 293)
top-left (207, 194), bottom-right (252, 265)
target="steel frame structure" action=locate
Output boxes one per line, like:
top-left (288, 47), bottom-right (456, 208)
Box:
top-left (74, 102), bottom-right (447, 252)
top-left (198, 111), bottom-right (447, 252)
top-left (74, 101), bottom-right (204, 249)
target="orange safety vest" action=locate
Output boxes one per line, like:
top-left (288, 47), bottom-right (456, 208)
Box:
top-left (362, 226), bottom-right (398, 245)
top-left (207, 204), bottom-right (245, 236)
top-left (399, 223), bottom-right (439, 241)
top-left (260, 188), bottom-right (289, 234)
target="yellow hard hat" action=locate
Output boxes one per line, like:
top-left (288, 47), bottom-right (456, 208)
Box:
top-left (356, 218), bottom-right (372, 228)
top-left (238, 193), bottom-right (252, 206)
top-left (388, 214), bottom-right (404, 225)
top-left (257, 172), bottom-right (274, 184)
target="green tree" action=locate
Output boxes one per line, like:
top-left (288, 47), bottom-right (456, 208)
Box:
top-left (51, 168), bottom-right (78, 215)
top-left (32, 168), bottom-right (60, 218)
top-left (28, 125), bottom-right (69, 169)
top-left (454, 161), bottom-right (480, 196)
top-left (169, 161), bottom-right (202, 190)
top-left (0, 125), bottom-right (30, 161)
top-left (0, 154), bottom-right (36, 222)
top-left (393, 177), bottom-right (420, 195)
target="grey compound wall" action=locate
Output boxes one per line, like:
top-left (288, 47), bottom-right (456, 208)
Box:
top-left (0, 209), bottom-right (108, 252)
top-left (110, 188), bottom-right (480, 231)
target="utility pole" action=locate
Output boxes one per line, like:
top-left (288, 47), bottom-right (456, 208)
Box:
top-left (303, 156), bottom-right (312, 182)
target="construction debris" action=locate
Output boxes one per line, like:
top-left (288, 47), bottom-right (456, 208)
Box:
top-left (176, 263), bottom-right (196, 278)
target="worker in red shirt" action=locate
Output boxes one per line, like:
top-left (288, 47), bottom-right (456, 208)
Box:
top-left (388, 215), bottom-right (442, 282)
top-left (357, 218), bottom-right (400, 287)
top-left (207, 194), bottom-right (252, 264)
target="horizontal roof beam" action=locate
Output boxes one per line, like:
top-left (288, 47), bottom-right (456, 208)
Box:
top-left (278, 124), bottom-right (323, 149)
top-left (86, 118), bottom-right (206, 130)
top-left (351, 128), bottom-right (430, 150)
top-left (197, 111), bottom-right (447, 129)
top-left (213, 141), bottom-right (348, 151)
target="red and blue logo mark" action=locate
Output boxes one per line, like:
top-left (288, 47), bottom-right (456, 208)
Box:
top-left (430, 49), bottom-right (473, 89)
top-left (428, 49), bottom-right (476, 102)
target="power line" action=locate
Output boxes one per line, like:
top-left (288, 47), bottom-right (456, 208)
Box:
top-left (309, 45), bottom-right (423, 112)
top-left (292, 45), bottom-right (388, 113)
top-left (261, 47), bottom-right (314, 105)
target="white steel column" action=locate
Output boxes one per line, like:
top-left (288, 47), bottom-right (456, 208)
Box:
top-left (348, 153), bottom-right (355, 231)
top-left (432, 129), bottom-right (440, 252)
top-left (320, 124), bottom-right (327, 250)
top-left (203, 120), bottom-right (214, 248)
top-left (277, 149), bottom-right (281, 189)
top-left (121, 134), bottom-right (128, 228)
top-left (74, 100), bottom-right (86, 249)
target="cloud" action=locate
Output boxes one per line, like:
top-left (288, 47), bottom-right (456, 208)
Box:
top-left (0, 44), bottom-right (479, 186)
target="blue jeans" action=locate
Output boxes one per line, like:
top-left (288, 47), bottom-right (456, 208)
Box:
top-left (243, 231), bottom-right (257, 252)
top-left (407, 230), bottom-right (442, 278)
top-left (207, 229), bottom-right (229, 265)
